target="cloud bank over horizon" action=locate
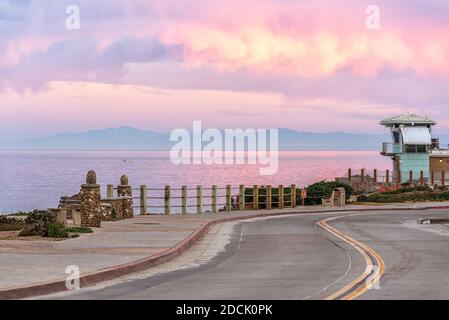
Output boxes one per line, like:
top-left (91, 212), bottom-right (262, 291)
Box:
top-left (1, 0), bottom-right (449, 138)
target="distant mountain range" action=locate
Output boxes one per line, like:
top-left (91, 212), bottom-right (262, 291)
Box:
top-left (3, 126), bottom-right (449, 151)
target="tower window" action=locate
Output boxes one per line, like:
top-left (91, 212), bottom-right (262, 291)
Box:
top-left (393, 132), bottom-right (400, 143)
top-left (405, 145), bottom-right (428, 153)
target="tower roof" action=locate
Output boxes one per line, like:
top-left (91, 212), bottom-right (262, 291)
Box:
top-left (380, 113), bottom-right (436, 126)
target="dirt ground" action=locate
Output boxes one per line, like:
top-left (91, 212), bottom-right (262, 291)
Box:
top-left (0, 230), bottom-right (63, 241)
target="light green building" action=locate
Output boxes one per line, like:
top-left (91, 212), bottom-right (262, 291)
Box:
top-left (380, 113), bottom-right (437, 183)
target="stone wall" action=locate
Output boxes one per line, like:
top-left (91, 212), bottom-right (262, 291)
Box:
top-left (58, 194), bottom-right (80, 219)
top-left (100, 197), bottom-right (132, 220)
top-left (58, 173), bottom-right (133, 225)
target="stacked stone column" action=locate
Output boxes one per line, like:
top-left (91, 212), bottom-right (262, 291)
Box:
top-left (117, 175), bottom-right (133, 219)
top-left (80, 170), bottom-right (102, 227)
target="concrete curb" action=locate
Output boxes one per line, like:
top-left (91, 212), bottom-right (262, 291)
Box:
top-left (0, 204), bottom-right (447, 299)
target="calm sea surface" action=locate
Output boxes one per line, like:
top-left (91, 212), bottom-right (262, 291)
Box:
top-left (0, 150), bottom-right (391, 214)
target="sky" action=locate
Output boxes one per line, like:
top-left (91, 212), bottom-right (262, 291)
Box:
top-left (1, 0), bottom-right (449, 140)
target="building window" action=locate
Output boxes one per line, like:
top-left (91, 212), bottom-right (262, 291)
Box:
top-left (405, 145), bottom-right (428, 153)
top-left (417, 145), bottom-right (427, 153)
top-left (392, 131), bottom-right (400, 143)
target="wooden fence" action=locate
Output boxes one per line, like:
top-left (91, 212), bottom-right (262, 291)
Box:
top-left (342, 168), bottom-right (449, 188)
top-left (115, 184), bottom-right (307, 215)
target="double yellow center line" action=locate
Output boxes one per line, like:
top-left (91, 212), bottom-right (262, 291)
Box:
top-left (317, 214), bottom-right (385, 300)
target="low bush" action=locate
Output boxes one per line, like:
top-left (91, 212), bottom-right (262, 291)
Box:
top-left (359, 190), bottom-right (449, 203)
top-left (65, 227), bottom-right (93, 234)
top-left (7, 211), bottom-right (29, 216)
top-left (19, 224), bottom-right (45, 237)
top-left (25, 210), bottom-right (55, 225)
top-left (19, 210), bottom-right (58, 237)
top-left (0, 216), bottom-right (24, 225)
top-left (304, 181), bottom-right (353, 205)
top-left (47, 222), bottom-right (69, 238)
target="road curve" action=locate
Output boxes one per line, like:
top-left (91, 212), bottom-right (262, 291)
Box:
top-left (49, 209), bottom-right (449, 300)
top-left (317, 214), bottom-right (385, 300)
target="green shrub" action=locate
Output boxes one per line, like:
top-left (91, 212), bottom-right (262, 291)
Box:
top-left (25, 210), bottom-right (55, 225)
top-left (8, 211), bottom-right (29, 216)
top-left (19, 210), bottom-right (58, 237)
top-left (47, 222), bottom-right (69, 238)
top-left (304, 181), bottom-right (353, 205)
top-left (359, 190), bottom-right (449, 203)
top-left (19, 224), bottom-right (45, 237)
top-left (0, 216), bottom-right (24, 225)
top-left (65, 227), bottom-right (93, 234)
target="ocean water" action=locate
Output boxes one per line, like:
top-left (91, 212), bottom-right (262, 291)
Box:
top-left (0, 150), bottom-right (391, 214)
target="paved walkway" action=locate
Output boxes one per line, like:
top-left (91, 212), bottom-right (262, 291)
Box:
top-left (1, 202), bottom-right (448, 292)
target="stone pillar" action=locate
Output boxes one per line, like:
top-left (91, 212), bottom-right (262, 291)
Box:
top-left (80, 170), bottom-right (101, 227)
top-left (117, 175), bottom-right (133, 219)
top-left (333, 188), bottom-right (346, 207)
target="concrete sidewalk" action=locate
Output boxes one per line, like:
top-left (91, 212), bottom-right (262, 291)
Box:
top-left (1, 202), bottom-right (448, 297)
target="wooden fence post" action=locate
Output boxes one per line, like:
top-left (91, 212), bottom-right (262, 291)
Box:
top-left (253, 185), bottom-right (259, 210)
top-left (386, 170), bottom-right (390, 184)
top-left (348, 169), bottom-right (352, 182)
top-left (239, 185), bottom-right (245, 211)
top-left (226, 185), bottom-right (232, 212)
top-left (164, 185), bottom-right (170, 215)
top-left (140, 185), bottom-right (147, 216)
top-left (373, 170), bottom-right (378, 184)
top-left (211, 185), bottom-right (217, 213)
top-left (397, 170), bottom-right (402, 185)
top-left (361, 169), bottom-right (365, 183)
top-left (181, 186), bottom-right (187, 214)
top-left (420, 171), bottom-right (424, 185)
top-left (266, 185), bottom-right (272, 210)
top-left (196, 186), bottom-right (202, 214)
top-left (291, 184), bottom-right (297, 208)
top-left (431, 171), bottom-right (435, 186)
top-left (279, 185), bottom-right (284, 209)
top-left (107, 184), bottom-right (114, 198)
top-left (409, 170), bottom-right (413, 184)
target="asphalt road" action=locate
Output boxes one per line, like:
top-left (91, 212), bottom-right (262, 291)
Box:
top-left (50, 209), bottom-right (449, 300)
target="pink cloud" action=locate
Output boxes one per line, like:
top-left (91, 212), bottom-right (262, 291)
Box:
top-left (156, 2), bottom-right (449, 78)
top-left (1, 0), bottom-right (449, 138)
top-left (2, 0), bottom-right (449, 88)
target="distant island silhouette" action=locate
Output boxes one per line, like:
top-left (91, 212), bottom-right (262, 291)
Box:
top-left (3, 126), bottom-right (449, 151)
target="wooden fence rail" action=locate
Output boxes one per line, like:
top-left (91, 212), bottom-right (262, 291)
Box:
top-left (343, 168), bottom-right (449, 189)
top-left (136, 184), bottom-right (305, 215)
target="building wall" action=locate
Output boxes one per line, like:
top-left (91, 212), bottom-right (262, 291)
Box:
top-left (399, 153), bottom-right (429, 182)
top-left (429, 157), bottom-right (449, 172)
